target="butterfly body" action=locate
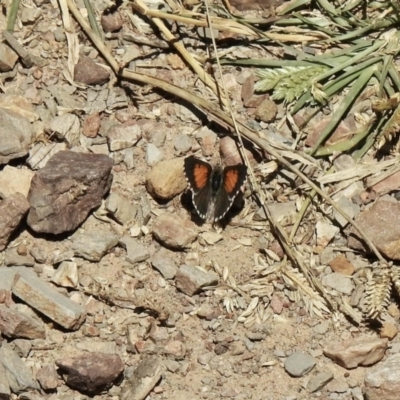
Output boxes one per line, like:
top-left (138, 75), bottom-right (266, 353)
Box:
top-left (184, 156), bottom-right (247, 222)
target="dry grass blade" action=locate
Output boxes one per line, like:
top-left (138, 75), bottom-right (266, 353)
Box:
top-left (282, 267), bottom-right (330, 318)
top-left (131, 0), bottom-right (227, 105)
top-left (59, 0), bottom-right (80, 79)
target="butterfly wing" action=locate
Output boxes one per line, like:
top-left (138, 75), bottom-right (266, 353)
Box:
top-left (213, 164), bottom-right (247, 221)
top-left (184, 156), bottom-right (213, 219)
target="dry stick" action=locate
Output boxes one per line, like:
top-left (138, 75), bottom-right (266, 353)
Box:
top-left (66, 0), bottom-right (385, 261)
top-left (132, 0), bottom-right (228, 107)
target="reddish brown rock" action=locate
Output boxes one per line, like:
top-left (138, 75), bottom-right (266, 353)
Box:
top-left (0, 193), bottom-right (30, 251)
top-left (101, 12), bottom-right (123, 32)
top-left (56, 353), bottom-right (124, 394)
top-left (328, 254), bottom-right (355, 275)
top-left (347, 197), bottom-right (400, 260)
top-left (82, 112), bottom-right (100, 138)
top-left (323, 336), bottom-right (388, 369)
top-left (74, 56), bottom-right (110, 86)
top-left (152, 213), bottom-right (197, 250)
top-left (254, 98), bottom-right (278, 123)
top-left (27, 151), bottom-right (113, 234)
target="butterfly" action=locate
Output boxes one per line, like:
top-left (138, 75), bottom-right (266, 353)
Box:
top-left (184, 156), bottom-right (247, 222)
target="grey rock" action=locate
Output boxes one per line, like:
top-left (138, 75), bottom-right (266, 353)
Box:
top-left (175, 264), bottom-right (218, 296)
top-left (107, 122), bottom-right (141, 151)
top-left (4, 248), bottom-right (35, 267)
top-left (29, 246), bottom-right (48, 263)
top-left (146, 143), bottom-right (163, 166)
top-left (151, 248), bottom-right (178, 280)
top-left (174, 134), bottom-right (192, 155)
top-left (27, 151), bottom-right (113, 234)
top-left (0, 267), bottom-right (17, 291)
top-left (119, 236), bottom-right (150, 264)
top-left (11, 339), bottom-right (32, 358)
top-left (0, 343), bottom-right (39, 393)
top-left (284, 352), bottom-right (316, 377)
top-left (333, 196), bottom-right (360, 228)
top-left (12, 266), bottom-right (86, 330)
top-left (151, 130), bottom-right (166, 147)
top-left (106, 192), bottom-right (137, 225)
top-left (0, 361), bottom-right (10, 399)
top-left (255, 201), bottom-right (297, 222)
top-left (307, 372), bottom-right (334, 393)
top-left (321, 273), bottom-right (354, 295)
top-left (72, 231), bottom-right (119, 262)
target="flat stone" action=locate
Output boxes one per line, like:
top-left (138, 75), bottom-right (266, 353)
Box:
top-left (4, 248), bottom-right (35, 267)
top-left (56, 352), bottom-right (124, 394)
top-left (175, 264), bottom-right (218, 296)
top-left (174, 134), bottom-right (192, 155)
top-left (105, 191), bottom-right (138, 225)
top-left (284, 352), bottom-right (316, 377)
top-left (121, 356), bottom-right (164, 400)
top-left (316, 221), bottom-right (339, 247)
top-left (348, 197), bottom-right (400, 259)
top-left (74, 56), bottom-right (110, 86)
top-left (107, 122), bottom-right (141, 151)
top-left (27, 151), bottom-right (113, 234)
top-left (0, 193), bottom-right (30, 251)
top-left (72, 231), bottom-right (119, 262)
top-left (27, 142), bottom-right (67, 170)
top-left (0, 343), bottom-right (39, 393)
top-left (307, 371), bottom-right (334, 393)
top-left (119, 236), bottom-right (150, 264)
top-left (0, 305), bottom-right (45, 339)
top-left (365, 353), bottom-right (400, 400)
top-left (255, 201), bottom-right (297, 222)
top-left (323, 336), bottom-right (388, 369)
top-left (12, 266), bottom-right (86, 330)
top-left (321, 273), bottom-right (354, 295)
top-left (0, 166), bottom-right (34, 199)
top-left (0, 267), bottom-right (17, 291)
top-left (146, 158), bottom-right (187, 200)
top-left (0, 95), bottom-right (39, 123)
top-left (146, 143), bottom-right (163, 166)
top-left (50, 113), bottom-right (80, 147)
top-left (36, 364), bottom-right (58, 390)
top-left (333, 196), bottom-right (360, 228)
top-left (151, 248), bottom-right (178, 280)
top-left (0, 361), bottom-right (10, 399)
top-left (152, 213), bottom-right (197, 250)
